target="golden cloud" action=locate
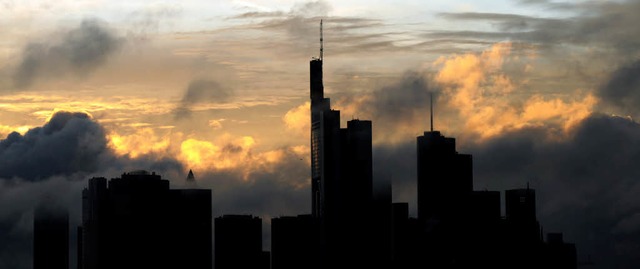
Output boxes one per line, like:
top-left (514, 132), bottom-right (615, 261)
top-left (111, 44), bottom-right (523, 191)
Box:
top-left (108, 127), bottom-right (178, 158)
top-left (435, 42), bottom-right (598, 140)
top-left (283, 101), bottom-right (310, 139)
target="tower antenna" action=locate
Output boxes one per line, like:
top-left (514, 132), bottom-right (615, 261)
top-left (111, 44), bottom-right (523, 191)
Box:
top-left (320, 19), bottom-right (323, 60)
top-left (430, 92), bottom-right (434, 132)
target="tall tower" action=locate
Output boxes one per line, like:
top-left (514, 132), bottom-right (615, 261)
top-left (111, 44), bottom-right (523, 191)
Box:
top-left (416, 97), bottom-right (472, 222)
top-left (79, 171), bottom-right (212, 269)
top-left (311, 19), bottom-right (338, 219)
top-left (34, 202), bottom-right (69, 269)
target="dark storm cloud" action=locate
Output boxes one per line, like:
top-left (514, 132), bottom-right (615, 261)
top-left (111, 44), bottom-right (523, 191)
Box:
top-left (174, 79), bottom-right (234, 119)
top-left (13, 19), bottom-right (122, 88)
top-left (368, 72), bottom-right (432, 122)
top-left (0, 111), bottom-right (111, 181)
top-left (371, 113), bottom-right (640, 268)
top-left (372, 142), bottom-right (417, 213)
top-left (0, 110), bottom-right (186, 182)
top-left (337, 71), bottom-right (438, 139)
top-left (461, 114), bottom-right (640, 268)
top-left (0, 111), bottom-right (186, 269)
top-left (597, 60), bottom-right (640, 117)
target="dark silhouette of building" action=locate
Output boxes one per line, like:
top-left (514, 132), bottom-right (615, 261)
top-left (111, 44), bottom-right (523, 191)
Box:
top-left (545, 233), bottom-right (577, 269)
top-left (34, 203), bottom-right (69, 269)
top-left (416, 130), bottom-right (473, 222)
top-left (271, 215), bottom-right (320, 269)
top-left (307, 20), bottom-right (376, 269)
top-left (65, 20), bottom-right (579, 269)
top-left (505, 187), bottom-right (541, 242)
top-left (215, 215), bottom-right (264, 269)
top-left (503, 187), bottom-right (544, 269)
top-left (78, 170), bottom-right (211, 269)
top-left (187, 169), bottom-right (195, 183)
top-left (390, 203), bottom-right (422, 269)
top-left (415, 127), bottom-right (473, 267)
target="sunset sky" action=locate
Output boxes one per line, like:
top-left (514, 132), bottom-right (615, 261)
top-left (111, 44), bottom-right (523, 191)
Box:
top-left (2, 0), bottom-right (640, 268)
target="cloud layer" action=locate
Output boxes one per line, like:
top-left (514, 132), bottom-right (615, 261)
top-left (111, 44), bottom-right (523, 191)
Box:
top-left (13, 19), bottom-right (122, 88)
top-left (0, 111), bottom-right (110, 181)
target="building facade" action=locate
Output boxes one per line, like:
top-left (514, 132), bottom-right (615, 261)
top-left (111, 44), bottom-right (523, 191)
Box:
top-left (78, 170), bottom-right (211, 269)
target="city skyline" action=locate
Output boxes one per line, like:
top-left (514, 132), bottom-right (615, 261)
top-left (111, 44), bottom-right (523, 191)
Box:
top-left (32, 46), bottom-right (577, 268)
top-left (2, 1), bottom-right (640, 268)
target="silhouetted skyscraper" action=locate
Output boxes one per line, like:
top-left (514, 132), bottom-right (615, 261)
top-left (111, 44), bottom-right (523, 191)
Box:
top-left (215, 215), bottom-right (263, 269)
top-left (298, 20), bottom-right (577, 269)
top-left (310, 55), bottom-right (337, 219)
top-left (545, 233), bottom-right (577, 269)
top-left (271, 215), bottom-right (320, 269)
top-left (78, 170), bottom-right (211, 269)
top-left (340, 119), bottom-right (373, 216)
top-left (416, 131), bottom-right (472, 222)
top-left (34, 203), bottom-right (69, 269)
top-left (471, 190), bottom-right (501, 221)
top-left (308, 21), bottom-right (375, 269)
top-left (504, 187), bottom-right (543, 269)
top-left (505, 187), bottom-right (541, 242)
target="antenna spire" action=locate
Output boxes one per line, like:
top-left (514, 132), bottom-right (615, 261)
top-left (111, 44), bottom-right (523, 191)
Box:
top-left (430, 92), bottom-right (434, 132)
top-left (320, 19), bottom-right (323, 60)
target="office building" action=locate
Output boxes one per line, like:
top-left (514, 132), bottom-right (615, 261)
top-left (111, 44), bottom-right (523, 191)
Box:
top-left (271, 215), bottom-right (320, 269)
top-left (215, 215), bottom-right (263, 269)
top-left (78, 170), bottom-right (211, 269)
top-left (417, 131), bottom-right (473, 222)
top-left (34, 204), bottom-right (69, 269)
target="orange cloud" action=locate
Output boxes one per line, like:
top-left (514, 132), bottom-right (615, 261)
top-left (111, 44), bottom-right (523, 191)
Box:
top-left (108, 127), bottom-right (179, 159)
top-left (208, 119), bottom-right (225, 129)
top-left (283, 102), bottom-right (310, 139)
top-left (178, 134), bottom-right (307, 183)
top-left (0, 124), bottom-right (32, 138)
top-left (434, 42), bottom-right (598, 140)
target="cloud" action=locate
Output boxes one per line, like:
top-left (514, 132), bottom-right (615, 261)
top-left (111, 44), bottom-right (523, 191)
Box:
top-left (174, 79), bottom-right (234, 119)
top-left (373, 113), bottom-right (640, 268)
top-left (182, 79), bottom-right (232, 103)
top-left (0, 111), bottom-right (111, 181)
top-left (13, 19), bottom-right (122, 88)
top-left (0, 108), bottom-right (315, 268)
top-left (291, 0), bottom-right (332, 18)
top-left (283, 102), bottom-right (310, 138)
top-left (208, 119), bottom-right (225, 130)
top-left (465, 114), bottom-right (640, 268)
top-left (124, 3), bottom-right (183, 41)
top-left (334, 71), bottom-right (434, 144)
top-left (0, 176), bottom-right (87, 269)
top-left (431, 1), bottom-right (640, 58)
top-left (597, 60), bottom-right (640, 117)
top-left (336, 43), bottom-right (596, 143)
top-left (228, 0), bottom-right (396, 58)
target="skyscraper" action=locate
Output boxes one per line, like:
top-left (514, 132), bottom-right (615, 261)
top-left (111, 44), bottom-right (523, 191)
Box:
top-left (34, 203), bottom-right (69, 269)
top-left (78, 170), bottom-right (211, 269)
top-left (271, 215), bottom-right (320, 269)
top-left (416, 131), bottom-right (473, 222)
top-left (505, 187), bottom-right (541, 243)
top-left (415, 104), bottom-right (473, 267)
top-left (215, 215), bottom-right (263, 269)
top-left (308, 20), bottom-right (375, 268)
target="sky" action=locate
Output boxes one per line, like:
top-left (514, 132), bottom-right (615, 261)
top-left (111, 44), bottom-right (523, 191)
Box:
top-left (1, 0), bottom-right (640, 268)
